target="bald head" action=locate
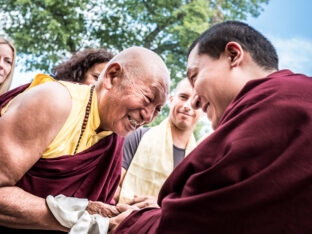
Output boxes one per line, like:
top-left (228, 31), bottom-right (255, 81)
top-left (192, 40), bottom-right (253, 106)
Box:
top-left (96, 47), bottom-right (171, 136)
top-left (103, 47), bottom-right (170, 94)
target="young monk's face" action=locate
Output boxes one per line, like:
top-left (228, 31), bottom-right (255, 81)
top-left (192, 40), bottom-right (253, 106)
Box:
top-left (187, 45), bottom-right (236, 130)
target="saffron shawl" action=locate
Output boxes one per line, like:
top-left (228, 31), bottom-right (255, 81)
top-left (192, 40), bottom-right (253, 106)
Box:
top-left (0, 84), bottom-right (124, 233)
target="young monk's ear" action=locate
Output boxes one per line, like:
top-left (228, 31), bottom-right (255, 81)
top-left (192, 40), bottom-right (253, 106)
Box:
top-left (225, 42), bottom-right (244, 68)
top-left (102, 62), bottom-right (122, 90)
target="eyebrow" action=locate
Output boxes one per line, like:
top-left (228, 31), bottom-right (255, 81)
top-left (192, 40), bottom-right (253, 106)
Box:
top-left (179, 92), bottom-right (190, 97)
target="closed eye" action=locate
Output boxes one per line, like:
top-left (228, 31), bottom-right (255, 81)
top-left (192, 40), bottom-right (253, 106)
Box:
top-left (179, 94), bottom-right (189, 100)
top-left (189, 75), bottom-right (197, 87)
top-left (145, 96), bottom-right (153, 104)
top-left (92, 74), bottom-right (99, 80)
top-left (5, 59), bottom-right (12, 65)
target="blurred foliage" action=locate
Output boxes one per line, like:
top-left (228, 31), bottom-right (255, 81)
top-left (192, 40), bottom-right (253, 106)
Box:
top-left (0, 0), bottom-right (268, 129)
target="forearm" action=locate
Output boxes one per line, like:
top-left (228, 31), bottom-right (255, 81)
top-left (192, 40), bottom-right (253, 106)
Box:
top-left (0, 186), bottom-right (68, 232)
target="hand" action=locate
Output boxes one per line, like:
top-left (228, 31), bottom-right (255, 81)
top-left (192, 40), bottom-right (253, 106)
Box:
top-left (126, 195), bottom-right (159, 209)
top-left (86, 201), bottom-right (120, 218)
top-left (108, 204), bottom-right (139, 234)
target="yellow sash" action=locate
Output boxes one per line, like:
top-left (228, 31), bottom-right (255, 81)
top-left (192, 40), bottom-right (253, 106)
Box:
top-left (119, 118), bottom-right (197, 203)
top-left (1, 74), bottom-right (112, 158)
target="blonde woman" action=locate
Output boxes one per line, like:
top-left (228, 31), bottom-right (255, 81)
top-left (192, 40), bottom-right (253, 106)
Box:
top-left (0, 38), bottom-right (16, 95)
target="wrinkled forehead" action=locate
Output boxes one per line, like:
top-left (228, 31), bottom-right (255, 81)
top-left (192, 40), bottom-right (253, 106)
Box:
top-left (145, 74), bottom-right (169, 105)
top-left (142, 63), bottom-right (170, 93)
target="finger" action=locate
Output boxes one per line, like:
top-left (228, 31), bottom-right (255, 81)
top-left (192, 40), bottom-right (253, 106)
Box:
top-left (116, 203), bottom-right (139, 213)
top-left (133, 201), bottom-right (149, 209)
top-left (126, 196), bottom-right (148, 205)
top-left (116, 203), bottom-right (132, 212)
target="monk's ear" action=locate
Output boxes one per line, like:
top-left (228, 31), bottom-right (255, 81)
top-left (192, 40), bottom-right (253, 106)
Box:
top-left (102, 62), bottom-right (123, 90)
top-left (224, 42), bottom-right (244, 68)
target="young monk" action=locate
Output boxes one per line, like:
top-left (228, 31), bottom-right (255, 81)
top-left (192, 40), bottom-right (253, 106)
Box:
top-left (111, 21), bottom-right (312, 234)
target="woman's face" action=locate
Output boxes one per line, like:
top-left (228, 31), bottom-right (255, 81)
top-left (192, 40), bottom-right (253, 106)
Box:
top-left (83, 62), bottom-right (108, 85)
top-left (0, 44), bottom-right (14, 84)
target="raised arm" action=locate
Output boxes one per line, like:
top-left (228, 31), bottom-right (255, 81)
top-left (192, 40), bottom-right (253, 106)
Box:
top-left (0, 82), bottom-right (71, 231)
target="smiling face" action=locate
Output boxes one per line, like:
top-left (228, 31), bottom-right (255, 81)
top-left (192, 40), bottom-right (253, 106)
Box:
top-left (102, 75), bottom-right (167, 136)
top-left (187, 45), bottom-right (237, 130)
top-left (0, 43), bottom-right (13, 84)
top-left (169, 79), bottom-right (201, 131)
top-left (83, 62), bottom-right (108, 85)
top-left (96, 47), bottom-right (170, 136)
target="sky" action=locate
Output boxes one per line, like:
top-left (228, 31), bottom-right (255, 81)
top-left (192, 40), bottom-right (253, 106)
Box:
top-left (10, 0), bottom-right (312, 89)
top-left (245, 0), bottom-right (312, 76)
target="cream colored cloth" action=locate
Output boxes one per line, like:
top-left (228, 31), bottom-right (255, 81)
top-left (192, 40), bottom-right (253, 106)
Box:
top-left (119, 118), bottom-right (197, 203)
top-left (46, 195), bottom-right (109, 234)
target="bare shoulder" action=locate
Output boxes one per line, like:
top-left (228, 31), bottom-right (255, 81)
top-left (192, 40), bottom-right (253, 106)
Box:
top-left (12, 82), bottom-right (71, 115)
top-left (0, 82), bottom-right (72, 186)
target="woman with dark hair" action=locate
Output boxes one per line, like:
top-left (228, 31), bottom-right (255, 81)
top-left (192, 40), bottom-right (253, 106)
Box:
top-left (53, 48), bottom-right (114, 85)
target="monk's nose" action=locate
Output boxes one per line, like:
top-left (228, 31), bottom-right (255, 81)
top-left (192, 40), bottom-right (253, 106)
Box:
top-left (141, 105), bottom-right (155, 124)
top-left (191, 94), bottom-right (201, 110)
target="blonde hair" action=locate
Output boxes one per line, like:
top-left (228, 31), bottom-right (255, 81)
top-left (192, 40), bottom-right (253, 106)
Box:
top-left (0, 38), bottom-right (16, 95)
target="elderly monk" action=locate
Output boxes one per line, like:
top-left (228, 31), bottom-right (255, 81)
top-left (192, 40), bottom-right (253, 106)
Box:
top-left (0, 47), bottom-right (169, 233)
top-left (112, 21), bottom-right (312, 234)
top-left (116, 78), bottom-right (201, 205)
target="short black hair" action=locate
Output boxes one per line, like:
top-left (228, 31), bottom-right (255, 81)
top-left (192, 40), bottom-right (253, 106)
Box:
top-left (188, 21), bottom-right (278, 70)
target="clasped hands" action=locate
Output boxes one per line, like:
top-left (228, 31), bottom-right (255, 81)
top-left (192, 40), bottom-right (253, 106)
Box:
top-left (86, 196), bottom-right (159, 233)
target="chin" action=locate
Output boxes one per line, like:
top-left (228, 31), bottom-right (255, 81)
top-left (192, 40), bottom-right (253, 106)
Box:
top-left (175, 122), bottom-right (190, 131)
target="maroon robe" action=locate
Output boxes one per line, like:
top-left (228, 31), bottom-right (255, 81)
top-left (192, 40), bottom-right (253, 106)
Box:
top-left (0, 84), bottom-right (124, 233)
top-left (115, 70), bottom-right (312, 234)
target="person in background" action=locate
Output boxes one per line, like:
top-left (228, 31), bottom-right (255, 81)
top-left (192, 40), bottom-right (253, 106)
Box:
top-left (115, 78), bottom-right (202, 206)
top-left (52, 48), bottom-right (114, 85)
top-left (0, 38), bottom-right (16, 95)
top-left (111, 21), bottom-right (312, 234)
top-left (0, 47), bottom-right (170, 233)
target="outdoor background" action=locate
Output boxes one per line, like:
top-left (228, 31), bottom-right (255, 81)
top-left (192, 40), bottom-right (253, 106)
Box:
top-left (1, 0), bottom-right (311, 138)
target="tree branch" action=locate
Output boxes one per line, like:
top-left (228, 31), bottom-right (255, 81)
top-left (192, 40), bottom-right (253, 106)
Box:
top-left (153, 42), bottom-right (180, 54)
top-left (143, 12), bottom-right (185, 48)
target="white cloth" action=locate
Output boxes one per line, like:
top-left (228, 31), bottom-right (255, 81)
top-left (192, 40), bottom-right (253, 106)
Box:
top-left (119, 118), bottom-right (197, 203)
top-left (46, 194), bottom-right (109, 234)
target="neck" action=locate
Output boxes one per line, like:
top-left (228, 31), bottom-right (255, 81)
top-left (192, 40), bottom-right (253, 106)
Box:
top-left (170, 122), bottom-right (194, 149)
top-left (244, 54), bottom-right (278, 81)
top-left (95, 82), bottom-right (110, 131)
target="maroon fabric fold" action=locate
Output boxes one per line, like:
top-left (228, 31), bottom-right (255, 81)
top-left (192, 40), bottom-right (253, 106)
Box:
top-left (0, 84), bottom-right (124, 233)
top-left (115, 70), bottom-right (312, 234)
top-left (16, 133), bottom-right (124, 203)
top-left (0, 83), bottom-right (30, 111)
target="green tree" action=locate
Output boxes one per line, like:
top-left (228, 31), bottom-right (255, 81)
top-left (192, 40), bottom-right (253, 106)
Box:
top-left (0, 0), bottom-right (269, 74)
top-left (0, 0), bottom-right (269, 134)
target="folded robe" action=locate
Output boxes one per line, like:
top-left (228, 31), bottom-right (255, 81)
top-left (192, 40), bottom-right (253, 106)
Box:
top-left (114, 70), bottom-right (312, 234)
top-left (0, 84), bottom-right (124, 233)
